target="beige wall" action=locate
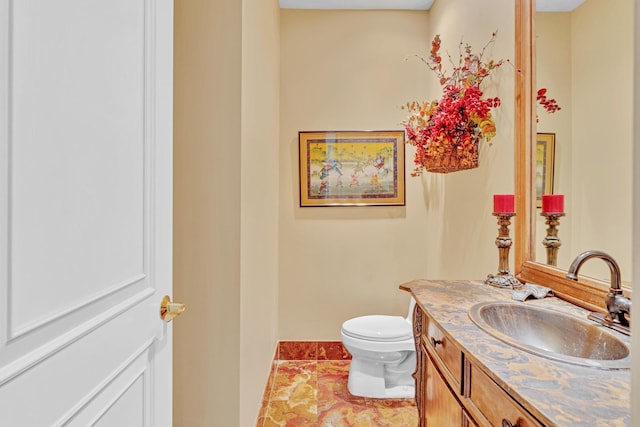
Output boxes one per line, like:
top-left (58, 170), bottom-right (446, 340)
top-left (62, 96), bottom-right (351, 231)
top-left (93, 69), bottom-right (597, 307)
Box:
top-left (536, 12), bottom-right (573, 267)
top-left (240, 0), bottom-right (281, 425)
top-left (279, 1), bottom-right (515, 340)
top-left (279, 10), bottom-right (430, 339)
top-left (173, 0), bottom-right (242, 424)
top-left (536, 0), bottom-right (633, 280)
top-left (174, 0), bottom-right (279, 425)
top-left (571, 0), bottom-right (633, 280)
top-left (425, 0), bottom-right (515, 280)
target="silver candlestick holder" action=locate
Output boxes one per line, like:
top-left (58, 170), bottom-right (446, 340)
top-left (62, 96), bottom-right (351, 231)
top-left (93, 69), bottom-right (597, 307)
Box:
top-left (541, 212), bottom-right (565, 266)
top-left (485, 212), bottom-right (522, 289)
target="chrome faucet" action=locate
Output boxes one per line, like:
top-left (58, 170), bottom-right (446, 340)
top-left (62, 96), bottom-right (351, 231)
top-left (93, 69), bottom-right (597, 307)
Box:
top-left (566, 250), bottom-right (631, 329)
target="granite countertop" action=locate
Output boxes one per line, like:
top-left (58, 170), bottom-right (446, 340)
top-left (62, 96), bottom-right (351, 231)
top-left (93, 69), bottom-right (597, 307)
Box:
top-left (401, 279), bottom-right (631, 427)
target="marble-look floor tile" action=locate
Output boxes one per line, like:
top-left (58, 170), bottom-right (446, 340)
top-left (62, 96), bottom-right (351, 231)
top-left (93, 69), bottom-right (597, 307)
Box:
top-left (279, 341), bottom-right (318, 360)
top-left (317, 342), bottom-right (351, 361)
top-left (257, 359), bottom-right (417, 427)
top-left (262, 400), bottom-right (318, 426)
top-left (271, 361), bottom-right (317, 402)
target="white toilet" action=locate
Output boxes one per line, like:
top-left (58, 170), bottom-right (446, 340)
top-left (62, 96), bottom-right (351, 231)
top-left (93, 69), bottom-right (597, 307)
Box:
top-left (340, 297), bottom-right (417, 399)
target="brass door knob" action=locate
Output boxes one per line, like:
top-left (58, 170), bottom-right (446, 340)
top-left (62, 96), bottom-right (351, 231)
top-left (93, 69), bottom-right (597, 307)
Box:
top-left (160, 295), bottom-right (186, 322)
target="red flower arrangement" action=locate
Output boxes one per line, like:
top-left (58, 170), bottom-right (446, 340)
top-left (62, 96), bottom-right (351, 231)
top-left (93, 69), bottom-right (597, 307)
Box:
top-left (537, 88), bottom-right (561, 120)
top-left (403, 32), bottom-right (505, 175)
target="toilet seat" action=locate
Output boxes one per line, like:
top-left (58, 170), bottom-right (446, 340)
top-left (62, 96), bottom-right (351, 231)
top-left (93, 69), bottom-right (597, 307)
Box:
top-left (342, 315), bottom-right (412, 342)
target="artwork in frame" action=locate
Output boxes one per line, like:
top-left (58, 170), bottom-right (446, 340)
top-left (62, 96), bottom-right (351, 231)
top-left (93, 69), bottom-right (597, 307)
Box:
top-left (298, 130), bottom-right (405, 207)
top-left (535, 133), bottom-right (556, 208)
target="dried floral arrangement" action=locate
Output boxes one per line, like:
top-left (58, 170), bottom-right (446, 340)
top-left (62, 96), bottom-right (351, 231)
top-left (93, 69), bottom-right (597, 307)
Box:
top-left (402, 32), bottom-right (505, 175)
top-left (402, 32), bottom-right (561, 176)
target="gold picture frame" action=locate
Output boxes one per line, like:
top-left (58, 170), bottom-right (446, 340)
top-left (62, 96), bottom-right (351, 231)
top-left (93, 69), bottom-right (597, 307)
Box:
top-left (535, 133), bottom-right (556, 208)
top-left (298, 130), bottom-right (405, 207)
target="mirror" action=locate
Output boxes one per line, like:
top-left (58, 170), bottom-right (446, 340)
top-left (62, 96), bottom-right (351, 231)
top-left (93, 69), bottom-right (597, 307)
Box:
top-left (514, 0), bottom-right (633, 311)
top-left (534, 0), bottom-right (633, 286)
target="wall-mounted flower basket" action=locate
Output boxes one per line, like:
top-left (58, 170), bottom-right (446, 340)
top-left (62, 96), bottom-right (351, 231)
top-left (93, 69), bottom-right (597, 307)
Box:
top-left (403, 33), bottom-right (504, 176)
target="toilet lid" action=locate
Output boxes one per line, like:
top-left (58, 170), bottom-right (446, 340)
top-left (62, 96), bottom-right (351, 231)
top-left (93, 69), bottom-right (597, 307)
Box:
top-left (342, 315), bottom-right (412, 342)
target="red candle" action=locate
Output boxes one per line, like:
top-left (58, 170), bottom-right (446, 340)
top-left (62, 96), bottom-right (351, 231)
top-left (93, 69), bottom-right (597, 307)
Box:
top-left (493, 194), bottom-right (514, 213)
top-left (541, 194), bottom-right (564, 213)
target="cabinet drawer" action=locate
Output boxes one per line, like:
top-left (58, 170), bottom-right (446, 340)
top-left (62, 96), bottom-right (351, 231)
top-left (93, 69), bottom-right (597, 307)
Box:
top-left (468, 363), bottom-right (543, 427)
top-left (422, 315), bottom-right (462, 388)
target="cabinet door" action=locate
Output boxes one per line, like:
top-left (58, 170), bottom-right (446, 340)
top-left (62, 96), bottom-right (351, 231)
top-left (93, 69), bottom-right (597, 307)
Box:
top-left (425, 348), bottom-right (463, 426)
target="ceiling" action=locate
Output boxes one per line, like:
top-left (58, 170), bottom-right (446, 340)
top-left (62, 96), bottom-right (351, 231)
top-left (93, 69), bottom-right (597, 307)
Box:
top-left (278, 0), bottom-right (434, 9)
top-left (537, 0), bottom-right (585, 11)
top-left (279, 0), bottom-right (586, 11)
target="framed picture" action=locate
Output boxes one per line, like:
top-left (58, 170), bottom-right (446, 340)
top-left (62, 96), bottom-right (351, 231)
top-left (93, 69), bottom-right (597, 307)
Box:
top-left (298, 130), bottom-right (405, 207)
top-left (535, 133), bottom-right (556, 208)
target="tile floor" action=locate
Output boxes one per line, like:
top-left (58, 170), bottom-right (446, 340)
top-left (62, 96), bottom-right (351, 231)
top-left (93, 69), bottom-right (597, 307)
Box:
top-left (256, 342), bottom-right (418, 427)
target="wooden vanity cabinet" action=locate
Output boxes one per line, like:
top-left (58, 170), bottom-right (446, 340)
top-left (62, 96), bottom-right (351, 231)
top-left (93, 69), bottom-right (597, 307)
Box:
top-left (413, 305), bottom-right (545, 427)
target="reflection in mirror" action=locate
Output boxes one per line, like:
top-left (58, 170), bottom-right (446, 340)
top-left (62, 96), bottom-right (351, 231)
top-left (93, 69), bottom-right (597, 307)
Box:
top-left (534, 0), bottom-right (633, 286)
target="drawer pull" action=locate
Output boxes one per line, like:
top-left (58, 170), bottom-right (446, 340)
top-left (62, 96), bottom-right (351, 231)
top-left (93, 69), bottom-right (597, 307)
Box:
top-left (502, 420), bottom-right (518, 427)
top-left (431, 337), bottom-right (443, 347)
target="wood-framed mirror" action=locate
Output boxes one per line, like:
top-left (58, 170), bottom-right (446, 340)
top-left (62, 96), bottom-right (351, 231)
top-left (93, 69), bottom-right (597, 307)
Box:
top-left (514, 0), bottom-right (633, 313)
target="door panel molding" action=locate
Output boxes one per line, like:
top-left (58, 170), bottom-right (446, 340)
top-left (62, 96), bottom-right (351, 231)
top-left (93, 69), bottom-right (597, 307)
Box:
top-left (9, 273), bottom-right (148, 339)
top-left (55, 338), bottom-right (154, 427)
top-left (91, 373), bottom-right (147, 427)
top-left (0, 286), bottom-right (154, 387)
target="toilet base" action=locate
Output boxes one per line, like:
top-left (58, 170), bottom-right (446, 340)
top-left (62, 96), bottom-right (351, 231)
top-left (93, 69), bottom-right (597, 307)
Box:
top-left (346, 353), bottom-right (416, 399)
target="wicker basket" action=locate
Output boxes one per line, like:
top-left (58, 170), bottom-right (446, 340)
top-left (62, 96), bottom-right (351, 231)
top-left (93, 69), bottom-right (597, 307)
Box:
top-left (423, 142), bottom-right (479, 174)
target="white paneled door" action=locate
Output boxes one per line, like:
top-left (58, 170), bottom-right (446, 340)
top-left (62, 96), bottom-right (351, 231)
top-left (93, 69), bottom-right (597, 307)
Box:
top-left (0, 1), bottom-right (174, 425)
